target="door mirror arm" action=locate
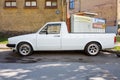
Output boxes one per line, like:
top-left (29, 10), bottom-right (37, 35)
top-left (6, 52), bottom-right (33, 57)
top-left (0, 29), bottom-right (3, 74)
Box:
top-left (46, 31), bottom-right (48, 34)
top-left (39, 30), bottom-right (48, 34)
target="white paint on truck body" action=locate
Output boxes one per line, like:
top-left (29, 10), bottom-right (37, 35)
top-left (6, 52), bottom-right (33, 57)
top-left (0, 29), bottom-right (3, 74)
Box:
top-left (8, 22), bottom-right (116, 51)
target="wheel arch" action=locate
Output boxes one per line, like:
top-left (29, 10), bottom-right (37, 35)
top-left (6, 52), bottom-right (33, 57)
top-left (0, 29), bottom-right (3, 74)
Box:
top-left (84, 41), bottom-right (102, 50)
top-left (16, 41), bottom-right (34, 51)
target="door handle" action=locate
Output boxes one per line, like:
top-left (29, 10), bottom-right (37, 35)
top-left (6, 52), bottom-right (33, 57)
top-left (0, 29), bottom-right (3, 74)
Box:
top-left (54, 35), bottom-right (60, 37)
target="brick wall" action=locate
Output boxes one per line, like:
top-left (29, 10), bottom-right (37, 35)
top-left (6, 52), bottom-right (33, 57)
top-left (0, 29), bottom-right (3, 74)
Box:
top-left (0, 0), bottom-right (66, 36)
top-left (118, 0), bottom-right (120, 24)
top-left (81, 0), bottom-right (117, 26)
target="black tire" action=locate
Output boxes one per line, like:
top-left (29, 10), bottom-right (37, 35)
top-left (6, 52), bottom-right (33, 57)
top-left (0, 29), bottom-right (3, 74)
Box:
top-left (17, 42), bottom-right (33, 56)
top-left (85, 42), bottom-right (100, 56)
top-left (116, 53), bottom-right (120, 57)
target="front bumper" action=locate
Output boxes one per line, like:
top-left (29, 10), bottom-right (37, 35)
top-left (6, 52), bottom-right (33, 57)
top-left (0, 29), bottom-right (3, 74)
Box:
top-left (6, 44), bottom-right (16, 48)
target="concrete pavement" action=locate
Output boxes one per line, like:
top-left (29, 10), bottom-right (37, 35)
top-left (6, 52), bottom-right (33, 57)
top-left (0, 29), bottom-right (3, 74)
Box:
top-left (0, 62), bottom-right (119, 80)
top-left (0, 46), bottom-right (120, 80)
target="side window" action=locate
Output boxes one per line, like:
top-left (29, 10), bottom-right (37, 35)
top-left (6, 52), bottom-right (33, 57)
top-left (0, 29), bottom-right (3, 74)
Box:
top-left (40, 24), bottom-right (61, 34)
top-left (47, 24), bottom-right (61, 34)
top-left (39, 26), bottom-right (48, 34)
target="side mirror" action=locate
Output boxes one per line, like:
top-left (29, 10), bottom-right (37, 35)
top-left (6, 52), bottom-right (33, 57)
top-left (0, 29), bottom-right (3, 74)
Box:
top-left (40, 30), bottom-right (47, 34)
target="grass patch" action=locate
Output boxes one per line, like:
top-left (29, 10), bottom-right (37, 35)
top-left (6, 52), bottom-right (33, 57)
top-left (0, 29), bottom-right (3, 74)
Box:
top-left (0, 37), bottom-right (8, 44)
top-left (116, 36), bottom-right (120, 42)
top-left (112, 36), bottom-right (120, 51)
top-left (113, 46), bottom-right (120, 51)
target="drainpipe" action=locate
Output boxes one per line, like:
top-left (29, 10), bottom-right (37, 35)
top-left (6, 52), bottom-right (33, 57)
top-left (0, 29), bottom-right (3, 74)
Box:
top-left (79, 0), bottom-right (81, 12)
top-left (66, 0), bottom-right (71, 32)
top-left (61, 0), bottom-right (64, 21)
top-left (117, 0), bottom-right (119, 34)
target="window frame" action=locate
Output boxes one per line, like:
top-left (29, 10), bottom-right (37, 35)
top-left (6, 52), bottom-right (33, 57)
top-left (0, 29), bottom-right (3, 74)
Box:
top-left (39, 24), bottom-right (61, 34)
top-left (5, 0), bottom-right (17, 8)
top-left (69, 0), bottom-right (75, 9)
top-left (45, 0), bottom-right (57, 9)
top-left (25, 0), bottom-right (37, 8)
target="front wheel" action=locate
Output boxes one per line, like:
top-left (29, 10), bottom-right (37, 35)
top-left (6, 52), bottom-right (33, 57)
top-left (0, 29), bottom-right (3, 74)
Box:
top-left (85, 42), bottom-right (100, 56)
top-left (17, 42), bottom-right (33, 56)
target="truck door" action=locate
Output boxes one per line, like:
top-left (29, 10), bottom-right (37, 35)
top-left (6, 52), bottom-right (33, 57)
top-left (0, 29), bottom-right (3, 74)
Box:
top-left (37, 24), bottom-right (61, 50)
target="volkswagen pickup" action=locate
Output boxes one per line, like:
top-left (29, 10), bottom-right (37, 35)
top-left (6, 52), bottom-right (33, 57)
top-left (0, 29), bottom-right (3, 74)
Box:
top-left (7, 22), bottom-right (116, 56)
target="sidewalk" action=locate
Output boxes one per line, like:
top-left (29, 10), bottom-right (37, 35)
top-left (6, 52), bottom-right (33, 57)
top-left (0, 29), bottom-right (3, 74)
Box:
top-left (115, 43), bottom-right (120, 46)
top-left (0, 44), bottom-right (9, 49)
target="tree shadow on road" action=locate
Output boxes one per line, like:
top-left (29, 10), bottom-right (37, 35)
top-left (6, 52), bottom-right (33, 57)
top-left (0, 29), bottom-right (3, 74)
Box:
top-left (0, 50), bottom-right (119, 64)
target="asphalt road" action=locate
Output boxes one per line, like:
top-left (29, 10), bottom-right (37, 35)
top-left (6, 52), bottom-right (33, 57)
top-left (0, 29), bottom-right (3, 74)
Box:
top-left (0, 49), bottom-right (120, 80)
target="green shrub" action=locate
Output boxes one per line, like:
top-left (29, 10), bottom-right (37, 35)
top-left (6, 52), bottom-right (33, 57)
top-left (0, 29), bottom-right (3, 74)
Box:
top-left (0, 37), bottom-right (8, 44)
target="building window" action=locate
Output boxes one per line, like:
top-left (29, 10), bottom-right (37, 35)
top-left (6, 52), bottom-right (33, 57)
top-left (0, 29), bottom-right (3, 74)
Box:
top-left (25, 0), bottom-right (37, 7)
top-left (69, 0), bottom-right (74, 9)
top-left (5, 0), bottom-right (16, 8)
top-left (45, 0), bottom-right (57, 9)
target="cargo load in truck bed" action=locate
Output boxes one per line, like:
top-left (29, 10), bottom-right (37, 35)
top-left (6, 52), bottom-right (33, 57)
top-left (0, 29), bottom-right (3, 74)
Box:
top-left (71, 15), bottom-right (106, 33)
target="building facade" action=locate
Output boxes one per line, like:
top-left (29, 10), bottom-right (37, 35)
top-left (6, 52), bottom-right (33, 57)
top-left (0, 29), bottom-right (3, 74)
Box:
top-left (68, 0), bottom-right (117, 27)
top-left (117, 0), bottom-right (120, 24)
top-left (0, 0), bottom-right (66, 36)
top-left (67, 0), bottom-right (117, 33)
top-left (0, 0), bottom-right (118, 35)
top-left (81, 0), bottom-right (117, 27)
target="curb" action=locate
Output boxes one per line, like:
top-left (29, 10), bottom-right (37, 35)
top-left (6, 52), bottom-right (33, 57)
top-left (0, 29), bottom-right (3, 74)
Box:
top-left (102, 49), bottom-right (120, 57)
top-left (0, 48), bottom-right (10, 49)
top-left (102, 49), bottom-right (120, 54)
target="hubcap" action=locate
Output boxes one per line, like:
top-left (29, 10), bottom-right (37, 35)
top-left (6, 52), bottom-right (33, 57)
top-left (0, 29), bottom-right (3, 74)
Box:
top-left (19, 44), bottom-right (31, 55)
top-left (88, 44), bottom-right (99, 55)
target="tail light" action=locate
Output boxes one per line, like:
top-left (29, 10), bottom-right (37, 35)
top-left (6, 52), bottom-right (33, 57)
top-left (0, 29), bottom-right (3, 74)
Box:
top-left (114, 36), bottom-right (116, 43)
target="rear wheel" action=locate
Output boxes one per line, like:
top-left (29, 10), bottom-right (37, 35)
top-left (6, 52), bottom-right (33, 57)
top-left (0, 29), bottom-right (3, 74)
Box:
top-left (85, 42), bottom-right (100, 56)
top-left (116, 53), bottom-right (120, 57)
top-left (17, 42), bottom-right (33, 56)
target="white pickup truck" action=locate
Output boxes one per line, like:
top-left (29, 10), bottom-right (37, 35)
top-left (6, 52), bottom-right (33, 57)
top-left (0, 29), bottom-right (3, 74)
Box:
top-left (7, 22), bottom-right (116, 56)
